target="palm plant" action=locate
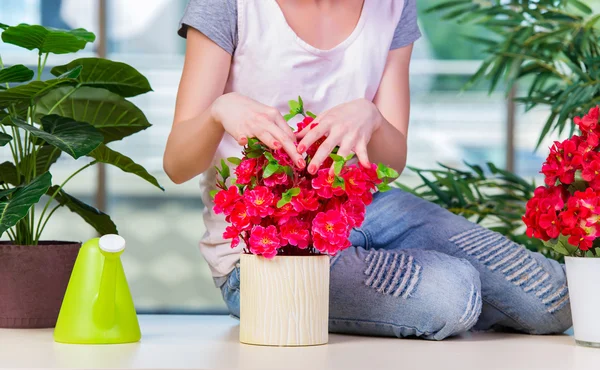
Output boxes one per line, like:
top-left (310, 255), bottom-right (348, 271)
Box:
top-left (0, 23), bottom-right (163, 245)
top-left (427, 0), bottom-right (600, 147)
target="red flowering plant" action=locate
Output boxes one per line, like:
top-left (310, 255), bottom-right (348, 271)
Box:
top-left (211, 97), bottom-right (398, 258)
top-left (524, 106), bottom-right (600, 257)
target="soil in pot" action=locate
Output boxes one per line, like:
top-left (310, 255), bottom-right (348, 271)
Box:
top-left (0, 241), bottom-right (81, 328)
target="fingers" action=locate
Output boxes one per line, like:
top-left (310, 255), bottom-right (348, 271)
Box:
top-left (308, 135), bottom-right (340, 174)
top-left (296, 111), bottom-right (328, 139)
top-left (297, 124), bottom-right (328, 155)
top-left (256, 115), bottom-right (305, 169)
top-left (272, 110), bottom-right (296, 142)
top-left (331, 141), bottom-right (354, 175)
top-left (355, 141), bottom-right (371, 168)
top-left (254, 130), bottom-right (278, 151)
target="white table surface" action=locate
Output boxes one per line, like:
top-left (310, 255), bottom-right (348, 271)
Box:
top-left (1, 315), bottom-right (599, 370)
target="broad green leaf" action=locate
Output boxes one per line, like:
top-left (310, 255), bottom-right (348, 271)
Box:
top-left (332, 176), bottom-right (345, 190)
top-left (0, 162), bottom-right (18, 185)
top-left (48, 186), bottom-right (118, 235)
top-left (283, 113), bottom-right (295, 121)
top-left (569, 0), bottom-right (592, 14)
top-left (227, 157), bottom-right (242, 165)
top-left (56, 65), bottom-right (82, 79)
top-left (19, 145), bottom-right (62, 176)
top-left (0, 187), bottom-right (17, 200)
top-left (51, 58), bottom-right (152, 97)
top-left (288, 100), bottom-right (300, 113)
top-left (289, 187), bottom-right (301, 196)
top-left (306, 111), bottom-right (316, 118)
top-left (1, 24), bottom-right (95, 54)
top-left (209, 190), bottom-right (218, 198)
top-left (0, 132), bottom-right (12, 146)
top-left (595, 248), bottom-right (600, 257)
top-left (330, 153), bottom-right (344, 162)
top-left (263, 163), bottom-right (279, 178)
top-left (0, 172), bottom-right (52, 237)
top-left (36, 87), bottom-right (151, 143)
top-left (12, 115), bottom-right (103, 159)
top-left (87, 144), bottom-right (163, 190)
top-left (0, 79), bottom-right (75, 109)
top-left (0, 23), bottom-right (8, 30)
top-left (0, 65), bottom-right (34, 84)
top-left (377, 182), bottom-right (392, 192)
top-left (334, 160), bottom-right (344, 175)
top-left (219, 159), bottom-right (230, 179)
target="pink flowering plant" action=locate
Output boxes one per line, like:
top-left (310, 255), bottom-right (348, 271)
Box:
top-left (212, 97), bottom-right (398, 258)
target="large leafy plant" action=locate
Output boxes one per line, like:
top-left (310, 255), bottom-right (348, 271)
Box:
top-left (428, 0), bottom-right (600, 147)
top-left (0, 23), bottom-right (162, 245)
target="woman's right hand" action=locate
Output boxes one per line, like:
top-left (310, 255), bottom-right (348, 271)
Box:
top-left (211, 93), bottom-right (306, 169)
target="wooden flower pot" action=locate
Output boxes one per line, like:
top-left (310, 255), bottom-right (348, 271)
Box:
top-left (239, 253), bottom-right (329, 346)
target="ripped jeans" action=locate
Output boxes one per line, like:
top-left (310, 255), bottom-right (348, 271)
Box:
top-left (217, 189), bottom-right (572, 340)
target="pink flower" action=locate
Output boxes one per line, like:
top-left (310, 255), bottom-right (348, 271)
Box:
top-left (249, 225), bottom-right (281, 258)
top-left (235, 158), bottom-right (257, 184)
top-left (263, 171), bottom-right (289, 187)
top-left (312, 210), bottom-right (350, 241)
top-left (296, 116), bottom-right (314, 132)
top-left (272, 201), bottom-right (299, 225)
top-left (312, 169), bottom-right (344, 198)
top-left (272, 149), bottom-right (293, 167)
top-left (313, 233), bottom-right (351, 255)
top-left (342, 199), bottom-right (366, 228)
top-left (244, 186), bottom-right (275, 217)
top-left (291, 189), bottom-right (320, 212)
top-left (342, 166), bottom-right (368, 198)
top-left (213, 187), bottom-right (242, 215)
top-left (223, 226), bottom-right (241, 249)
top-left (280, 219), bottom-right (310, 249)
top-left (228, 202), bottom-right (254, 231)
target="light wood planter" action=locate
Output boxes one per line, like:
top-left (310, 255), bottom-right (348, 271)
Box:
top-left (239, 254), bottom-right (329, 346)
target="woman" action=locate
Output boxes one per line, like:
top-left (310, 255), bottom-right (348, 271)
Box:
top-left (164, 0), bottom-right (571, 340)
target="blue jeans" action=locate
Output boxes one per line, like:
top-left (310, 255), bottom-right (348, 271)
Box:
top-left (217, 189), bottom-right (572, 340)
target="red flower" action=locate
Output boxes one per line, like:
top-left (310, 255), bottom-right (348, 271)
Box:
top-left (312, 210), bottom-right (350, 241)
top-left (244, 186), bottom-right (275, 217)
top-left (342, 166), bottom-right (369, 198)
top-left (223, 226), bottom-right (241, 249)
top-left (312, 169), bottom-right (344, 198)
top-left (272, 201), bottom-right (299, 225)
top-left (541, 137), bottom-right (583, 186)
top-left (272, 149), bottom-right (293, 167)
top-left (280, 219), bottom-right (310, 249)
top-left (263, 171), bottom-right (289, 187)
top-left (291, 189), bottom-right (320, 212)
top-left (574, 106), bottom-right (599, 133)
top-left (296, 116), bottom-right (314, 132)
top-left (249, 225), bottom-right (281, 258)
top-left (582, 159), bottom-right (600, 189)
top-left (213, 187), bottom-right (242, 215)
top-left (342, 199), bottom-right (366, 228)
top-left (228, 202), bottom-right (254, 230)
top-left (313, 233), bottom-right (351, 255)
top-left (235, 158), bottom-right (257, 185)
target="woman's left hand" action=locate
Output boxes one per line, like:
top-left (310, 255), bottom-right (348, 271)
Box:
top-left (296, 98), bottom-right (383, 174)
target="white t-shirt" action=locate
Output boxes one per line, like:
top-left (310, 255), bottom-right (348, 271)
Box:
top-left (178, 0), bottom-right (421, 277)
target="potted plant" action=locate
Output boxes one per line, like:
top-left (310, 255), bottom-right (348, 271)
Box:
top-left (0, 23), bottom-right (162, 328)
top-left (212, 97), bottom-right (397, 346)
top-left (523, 106), bottom-right (600, 347)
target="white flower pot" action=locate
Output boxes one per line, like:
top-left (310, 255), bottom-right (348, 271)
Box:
top-left (239, 254), bottom-right (329, 346)
top-left (565, 256), bottom-right (600, 347)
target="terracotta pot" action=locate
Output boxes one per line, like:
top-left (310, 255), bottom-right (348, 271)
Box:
top-left (0, 241), bottom-right (81, 328)
top-left (240, 254), bottom-right (329, 346)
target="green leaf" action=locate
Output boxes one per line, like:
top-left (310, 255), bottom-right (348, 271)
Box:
top-left (0, 172), bottom-right (52, 237)
top-left (17, 145), bottom-right (62, 177)
top-left (288, 99), bottom-right (300, 113)
top-left (227, 157), bottom-right (242, 166)
top-left (51, 58), bottom-right (152, 97)
top-left (585, 250), bottom-right (595, 257)
top-left (569, 0), bottom-right (592, 14)
top-left (0, 162), bottom-right (18, 185)
top-left (49, 186), bottom-right (118, 235)
top-left (283, 113), bottom-right (296, 121)
top-left (36, 87), bottom-right (151, 143)
top-left (277, 187), bottom-right (300, 208)
top-left (1, 24), bottom-right (95, 54)
top-left (0, 187), bottom-right (17, 200)
top-left (0, 132), bottom-right (12, 146)
top-left (56, 65), bottom-right (82, 79)
top-left (334, 160), bottom-right (344, 176)
top-left (209, 190), bottom-right (218, 198)
top-left (246, 150), bottom-right (263, 158)
top-left (12, 115), bottom-right (103, 159)
top-left (0, 79), bottom-right (75, 109)
top-left (306, 111), bottom-right (316, 119)
top-left (87, 144), bottom-right (163, 190)
top-left (330, 153), bottom-right (344, 162)
top-left (0, 23), bottom-right (8, 30)
top-left (289, 187), bottom-right (301, 196)
top-left (219, 159), bottom-right (230, 180)
top-left (377, 182), bottom-right (392, 192)
top-left (333, 176), bottom-right (345, 190)
top-left (263, 163), bottom-right (279, 178)
top-left (0, 65), bottom-right (34, 84)
top-left (595, 248), bottom-right (600, 257)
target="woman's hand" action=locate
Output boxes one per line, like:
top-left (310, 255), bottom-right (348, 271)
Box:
top-left (212, 93), bottom-right (305, 168)
top-left (296, 98), bottom-right (383, 174)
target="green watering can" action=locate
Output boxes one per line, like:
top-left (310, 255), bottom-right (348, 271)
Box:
top-left (54, 235), bottom-right (141, 344)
